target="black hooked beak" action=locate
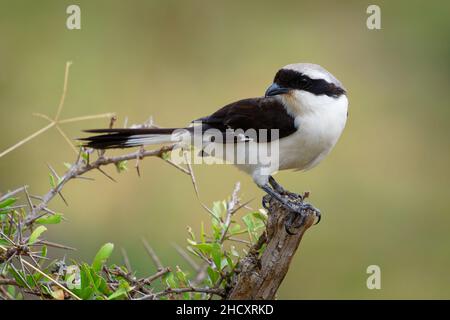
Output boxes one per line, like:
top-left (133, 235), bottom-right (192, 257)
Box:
top-left (265, 83), bottom-right (289, 97)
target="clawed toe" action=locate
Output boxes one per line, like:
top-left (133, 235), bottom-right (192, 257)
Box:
top-left (283, 202), bottom-right (321, 234)
top-left (284, 191), bottom-right (302, 201)
top-left (260, 180), bottom-right (321, 234)
top-left (262, 194), bottom-right (272, 209)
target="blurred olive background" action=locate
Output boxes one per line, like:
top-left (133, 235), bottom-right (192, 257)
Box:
top-left (0, 0), bottom-right (449, 299)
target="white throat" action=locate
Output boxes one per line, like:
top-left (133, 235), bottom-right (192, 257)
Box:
top-left (273, 91), bottom-right (348, 172)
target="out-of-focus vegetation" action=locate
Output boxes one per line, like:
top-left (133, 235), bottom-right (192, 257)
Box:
top-left (0, 0), bottom-right (449, 298)
top-left (0, 179), bottom-right (266, 300)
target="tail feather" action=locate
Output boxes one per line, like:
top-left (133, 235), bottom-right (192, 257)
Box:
top-left (80, 128), bottom-right (188, 149)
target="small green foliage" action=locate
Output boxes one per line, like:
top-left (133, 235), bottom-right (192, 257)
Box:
top-left (207, 266), bottom-right (219, 284)
top-left (81, 150), bottom-right (89, 162)
top-left (242, 212), bottom-right (266, 243)
top-left (164, 272), bottom-right (177, 288)
top-left (28, 226), bottom-right (47, 244)
top-left (107, 280), bottom-right (130, 300)
top-left (36, 213), bottom-right (63, 224)
top-left (92, 243), bottom-right (114, 272)
top-left (160, 151), bottom-right (171, 161)
top-left (115, 160), bottom-right (128, 173)
top-left (49, 174), bottom-right (56, 188)
top-left (0, 197), bottom-right (17, 209)
top-left (0, 180), bottom-right (265, 300)
top-left (179, 197), bottom-right (267, 292)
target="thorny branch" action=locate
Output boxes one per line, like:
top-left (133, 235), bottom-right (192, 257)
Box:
top-left (26, 143), bottom-right (177, 225)
top-left (0, 61), bottom-right (114, 159)
top-left (0, 63), bottom-right (318, 300)
top-left (1, 134), bottom-right (318, 300)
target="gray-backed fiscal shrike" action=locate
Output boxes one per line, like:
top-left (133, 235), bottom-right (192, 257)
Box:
top-left (81, 63), bottom-right (348, 229)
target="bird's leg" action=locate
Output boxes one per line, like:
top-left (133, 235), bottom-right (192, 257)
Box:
top-left (268, 176), bottom-right (302, 200)
top-left (261, 184), bottom-right (307, 213)
top-left (260, 182), bottom-right (321, 234)
top-left (268, 175), bottom-right (287, 194)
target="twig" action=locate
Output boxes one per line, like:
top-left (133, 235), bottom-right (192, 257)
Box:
top-left (220, 182), bottom-right (241, 242)
top-left (183, 151), bottom-right (220, 222)
top-left (37, 240), bottom-right (76, 251)
top-left (172, 243), bottom-right (200, 272)
top-left (121, 248), bottom-right (132, 272)
top-left (0, 186), bottom-right (28, 202)
top-left (21, 259), bottom-right (81, 300)
top-left (155, 286), bottom-right (225, 298)
top-left (0, 278), bottom-right (18, 286)
top-left (25, 144), bottom-right (175, 225)
top-left (140, 267), bottom-right (171, 285)
top-left (54, 61), bottom-right (72, 121)
top-left (0, 62), bottom-right (115, 159)
top-left (141, 238), bottom-right (163, 271)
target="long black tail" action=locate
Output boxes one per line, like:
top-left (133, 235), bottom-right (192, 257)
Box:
top-left (79, 128), bottom-right (185, 149)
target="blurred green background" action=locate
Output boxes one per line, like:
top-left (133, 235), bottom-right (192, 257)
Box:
top-left (0, 0), bottom-right (449, 299)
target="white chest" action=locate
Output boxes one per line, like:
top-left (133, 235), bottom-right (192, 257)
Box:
top-left (278, 93), bottom-right (348, 171)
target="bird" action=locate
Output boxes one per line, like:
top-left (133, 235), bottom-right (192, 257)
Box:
top-left (80, 63), bottom-right (348, 228)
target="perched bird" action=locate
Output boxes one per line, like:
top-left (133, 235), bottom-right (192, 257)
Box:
top-left (81, 63), bottom-right (348, 226)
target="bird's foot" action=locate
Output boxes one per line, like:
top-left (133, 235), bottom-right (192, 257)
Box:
top-left (262, 194), bottom-right (272, 210)
top-left (284, 202), bottom-right (321, 235)
top-left (262, 190), bottom-right (305, 208)
top-left (261, 185), bottom-right (320, 235)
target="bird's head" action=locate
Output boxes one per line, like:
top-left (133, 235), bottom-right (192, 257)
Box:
top-left (265, 63), bottom-right (347, 114)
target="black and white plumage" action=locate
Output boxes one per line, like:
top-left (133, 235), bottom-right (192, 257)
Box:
top-left (81, 63), bottom-right (348, 225)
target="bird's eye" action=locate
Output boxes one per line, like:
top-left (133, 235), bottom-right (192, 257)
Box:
top-left (298, 77), bottom-right (310, 87)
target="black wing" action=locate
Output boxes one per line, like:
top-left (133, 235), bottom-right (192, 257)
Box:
top-left (193, 97), bottom-right (296, 143)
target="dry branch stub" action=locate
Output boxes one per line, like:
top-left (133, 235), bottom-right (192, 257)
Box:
top-left (226, 197), bottom-right (316, 300)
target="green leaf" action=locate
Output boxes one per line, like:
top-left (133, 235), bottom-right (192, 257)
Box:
top-left (115, 160), bottom-right (128, 173)
top-left (63, 162), bottom-right (72, 169)
top-left (186, 238), bottom-right (197, 246)
top-left (107, 287), bottom-right (127, 300)
top-left (164, 272), bottom-right (177, 288)
top-left (73, 264), bottom-right (95, 299)
top-left (229, 224), bottom-right (247, 236)
top-left (41, 245), bottom-right (47, 257)
top-left (242, 214), bottom-right (255, 232)
top-left (212, 227), bottom-right (221, 241)
top-left (92, 243), bottom-right (114, 272)
top-left (182, 292), bottom-right (190, 300)
top-left (36, 213), bottom-right (63, 225)
top-left (81, 151), bottom-right (89, 162)
top-left (49, 174), bottom-right (56, 188)
top-left (95, 275), bottom-right (110, 295)
top-left (25, 274), bottom-right (38, 288)
top-left (210, 243), bottom-right (222, 270)
top-left (161, 151), bottom-right (171, 161)
top-left (226, 255), bottom-right (234, 270)
top-left (186, 246), bottom-right (201, 258)
top-left (254, 210), bottom-right (268, 222)
top-left (9, 268), bottom-right (27, 287)
top-left (211, 201), bottom-right (226, 221)
top-left (0, 197), bottom-right (16, 209)
top-left (38, 245), bottom-right (48, 265)
top-left (175, 266), bottom-right (188, 285)
top-left (7, 285), bottom-right (15, 297)
top-left (193, 243), bottom-right (213, 255)
top-left (207, 266), bottom-right (219, 284)
top-left (28, 226), bottom-right (47, 244)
